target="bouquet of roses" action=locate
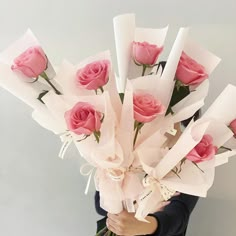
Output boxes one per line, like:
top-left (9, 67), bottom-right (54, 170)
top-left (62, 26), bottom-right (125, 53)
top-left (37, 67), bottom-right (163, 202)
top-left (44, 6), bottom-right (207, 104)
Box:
top-left (0, 14), bottom-right (236, 236)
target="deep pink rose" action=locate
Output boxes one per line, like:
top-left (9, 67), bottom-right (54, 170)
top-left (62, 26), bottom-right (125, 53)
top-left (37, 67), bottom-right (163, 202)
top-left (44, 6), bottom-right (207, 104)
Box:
top-left (65, 102), bottom-right (102, 135)
top-left (229, 119), bottom-right (236, 136)
top-left (176, 52), bottom-right (208, 85)
top-left (186, 134), bottom-right (217, 163)
top-left (132, 41), bottom-right (163, 66)
top-left (11, 46), bottom-right (48, 78)
top-left (76, 60), bottom-right (110, 90)
top-left (133, 93), bottom-right (165, 123)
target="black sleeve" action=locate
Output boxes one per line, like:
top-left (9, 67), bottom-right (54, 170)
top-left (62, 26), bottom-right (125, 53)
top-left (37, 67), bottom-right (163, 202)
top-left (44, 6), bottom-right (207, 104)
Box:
top-left (148, 193), bottom-right (199, 236)
top-left (95, 191), bottom-right (108, 216)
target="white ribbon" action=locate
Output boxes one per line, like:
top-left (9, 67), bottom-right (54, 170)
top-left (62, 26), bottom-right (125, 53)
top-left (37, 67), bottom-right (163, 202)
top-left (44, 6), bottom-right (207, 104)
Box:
top-left (143, 176), bottom-right (176, 201)
top-left (59, 131), bottom-right (73, 159)
top-left (80, 163), bottom-right (95, 195)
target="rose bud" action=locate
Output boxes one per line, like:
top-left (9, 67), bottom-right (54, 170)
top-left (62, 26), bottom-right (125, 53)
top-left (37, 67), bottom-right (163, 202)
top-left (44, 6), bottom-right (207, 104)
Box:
top-left (176, 52), bottom-right (208, 86)
top-left (132, 41), bottom-right (163, 66)
top-left (76, 60), bottom-right (110, 91)
top-left (133, 93), bottom-right (165, 123)
top-left (65, 102), bottom-right (102, 136)
top-left (11, 46), bottom-right (48, 78)
top-left (186, 134), bottom-right (217, 163)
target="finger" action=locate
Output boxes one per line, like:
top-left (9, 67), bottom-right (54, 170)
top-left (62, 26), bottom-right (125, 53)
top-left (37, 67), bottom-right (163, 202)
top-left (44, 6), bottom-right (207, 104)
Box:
top-left (107, 215), bottom-right (119, 226)
top-left (107, 213), bottom-right (120, 222)
top-left (106, 219), bottom-right (121, 235)
top-left (106, 219), bottom-right (117, 234)
top-left (172, 192), bottom-right (181, 197)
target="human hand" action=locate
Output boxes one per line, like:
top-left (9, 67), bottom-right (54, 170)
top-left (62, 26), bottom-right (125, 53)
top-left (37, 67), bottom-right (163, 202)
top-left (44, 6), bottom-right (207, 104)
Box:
top-left (106, 192), bottom-right (180, 235)
top-left (106, 200), bottom-right (171, 236)
top-left (106, 210), bottom-right (157, 236)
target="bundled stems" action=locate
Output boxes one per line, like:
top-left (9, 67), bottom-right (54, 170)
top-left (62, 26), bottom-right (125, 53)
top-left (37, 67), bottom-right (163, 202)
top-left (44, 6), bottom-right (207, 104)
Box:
top-left (40, 71), bottom-right (62, 95)
top-left (96, 226), bottom-right (116, 236)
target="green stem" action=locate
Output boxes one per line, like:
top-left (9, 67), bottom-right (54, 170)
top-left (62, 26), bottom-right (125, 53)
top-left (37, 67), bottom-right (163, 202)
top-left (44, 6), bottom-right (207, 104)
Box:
top-left (76, 135), bottom-right (89, 142)
top-left (192, 162), bottom-right (204, 173)
top-left (133, 122), bottom-right (143, 148)
top-left (96, 226), bottom-right (107, 236)
top-left (40, 71), bottom-right (62, 95)
top-left (171, 169), bottom-right (181, 179)
top-left (142, 65), bottom-right (147, 76)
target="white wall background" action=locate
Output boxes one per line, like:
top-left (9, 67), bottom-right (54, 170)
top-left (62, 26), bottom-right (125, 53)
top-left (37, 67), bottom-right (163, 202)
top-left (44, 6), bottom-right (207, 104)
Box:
top-left (0, 0), bottom-right (236, 235)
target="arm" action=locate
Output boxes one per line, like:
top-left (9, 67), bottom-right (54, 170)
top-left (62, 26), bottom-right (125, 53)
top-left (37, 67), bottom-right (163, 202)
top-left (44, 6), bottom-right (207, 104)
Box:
top-left (149, 193), bottom-right (199, 236)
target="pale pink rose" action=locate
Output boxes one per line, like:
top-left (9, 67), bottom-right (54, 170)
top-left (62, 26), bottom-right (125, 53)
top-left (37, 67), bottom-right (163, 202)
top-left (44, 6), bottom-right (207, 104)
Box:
top-left (229, 119), bottom-right (236, 136)
top-left (11, 46), bottom-right (48, 78)
top-left (65, 102), bottom-right (102, 135)
top-left (133, 93), bottom-right (165, 123)
top-left (186, 134), bottom-right (217, 163)
top-left (76, 60), bottom-right (110, 90)
top-left (132, 41), bottom-right (163, 66)
top-left (176, 52), bottom-right (208, 85)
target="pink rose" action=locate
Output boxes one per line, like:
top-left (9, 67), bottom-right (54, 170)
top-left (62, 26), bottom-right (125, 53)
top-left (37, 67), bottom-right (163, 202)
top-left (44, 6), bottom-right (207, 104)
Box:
top-left (229, 119), bottom-right (236, 136)
top-left (132, 41), bottom-right (163, 66)
top-left (65, 102), bottom-right (102, 135)
top-left (11, 46), bottom-right (48, 78)
top-left (186, 134), bottom-right (217, 163)
top-left (133, 93), bottom-right (165, 123)
top-left (76, 60), bottom-right (110, 90)
top-left (176, 52), bottom-right (208, 85)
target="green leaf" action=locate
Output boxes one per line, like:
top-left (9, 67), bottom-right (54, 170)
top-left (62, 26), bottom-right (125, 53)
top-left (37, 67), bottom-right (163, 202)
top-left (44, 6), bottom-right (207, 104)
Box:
top-left (37, 90), bottom-right (49, 104)
top-left (166, 80), bottom-right (190, 115)
top-left (93, 131), bottom-right (101, 143)
top-left (119, 93), bottom-right (124, 103)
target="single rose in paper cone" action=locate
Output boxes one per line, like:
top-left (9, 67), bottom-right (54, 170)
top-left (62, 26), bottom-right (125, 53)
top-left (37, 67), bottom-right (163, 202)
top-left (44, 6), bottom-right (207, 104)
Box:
top-left (229, 119), bottom-right (236, 136)
top-left (133, 93), bottom-right (165, 123)
top-left (65, 102), bottom-right (102, 135)
top-left (76, 60), bottom-right (110, 91)
top-left (186, 134), bottom-right (217, 163)
top-left (11, 46), bottom-right (48, 78)
top-left (176, 52), bottom-right (208, 86)
top-left (132, 41), bottom-right (163, 66)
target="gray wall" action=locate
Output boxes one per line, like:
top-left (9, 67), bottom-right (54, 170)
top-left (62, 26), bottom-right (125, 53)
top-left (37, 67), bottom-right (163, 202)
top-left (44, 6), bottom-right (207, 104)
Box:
top-left (0, 1), bottom-right (235, 235)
